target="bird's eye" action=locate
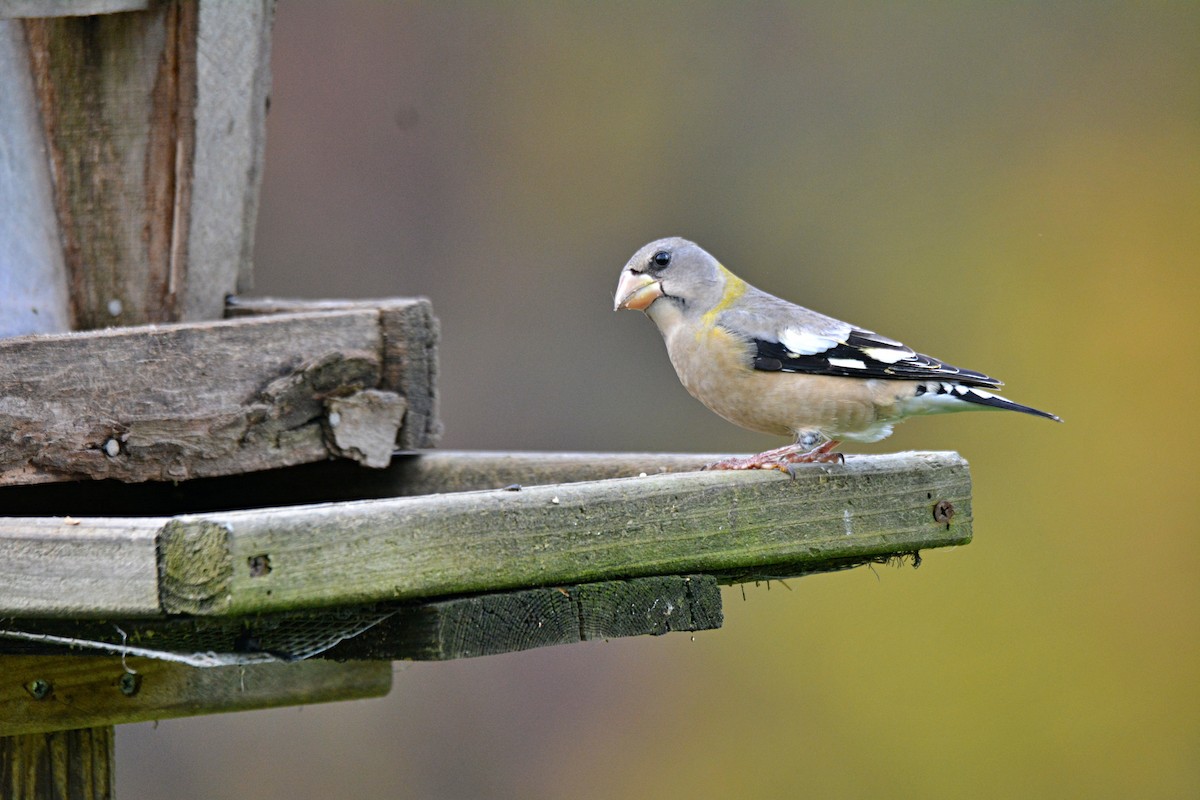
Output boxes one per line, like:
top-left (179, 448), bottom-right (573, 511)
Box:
top-left (651, 250), bottom-right (671, 268)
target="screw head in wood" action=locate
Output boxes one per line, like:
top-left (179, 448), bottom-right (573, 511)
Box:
top-left (118, 672), bottom-right (142, 696)
top-left (933, 500), bottom-right (955, 524)
top-left (25, 679), bottom-right (52, 700)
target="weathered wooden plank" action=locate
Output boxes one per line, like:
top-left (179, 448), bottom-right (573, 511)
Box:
top-left (0, 725), bottom-right (113, 799)
top-left (0, 451), bottom-right (733, 517)
top-left (0, 21), bottom-right (71, 337)
top-left (0, 656), bottom-right (392, 736)
top-left (332, 575), bottom-right (722, 661)
top-left (0, 452), bottom-right (969, 617)
top-left (0, 302), bottom-right (438, 486)
top-left (20, 2), bottom-right (200, 329)
top-left (186, 0), bottom-right (274, 317)
top-left (158, 451), bottom-right (971, 615)
top-left (0, 518), bottom-right (163, 617)
top-left (0, 575), bottom-right (723, 662)
top-left (228, 297), bottom-right (443, 448)
top-left (4, 1), bottom-right (274, 329)
top-left (0, 1), bottom-right (147, 17)
top-left (382, 450), bottom-right (735, 495)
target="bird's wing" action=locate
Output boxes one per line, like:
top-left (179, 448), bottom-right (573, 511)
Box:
top-left (717, 289), bottom-right (1003, 388)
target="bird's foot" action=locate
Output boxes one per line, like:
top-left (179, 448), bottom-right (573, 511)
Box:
top-left (704, 440), bottom-right (843, 476)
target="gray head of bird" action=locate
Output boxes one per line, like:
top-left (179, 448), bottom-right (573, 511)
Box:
top-left (613, 237), bottom-right (728, 322)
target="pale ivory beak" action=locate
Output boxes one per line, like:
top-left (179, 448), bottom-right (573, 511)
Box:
top-left (613, 270), bottom-right (664, 311)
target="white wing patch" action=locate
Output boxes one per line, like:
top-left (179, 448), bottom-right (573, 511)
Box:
top-left (827, 358), bottom-right (867, 370)
top-left (860, 346), bottom-right (911, 364)
top-left (779, 325), bottom-right (848, 355)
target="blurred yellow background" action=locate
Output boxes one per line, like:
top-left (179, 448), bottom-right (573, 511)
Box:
top-left (120, 3), bottom-right (1198, 797)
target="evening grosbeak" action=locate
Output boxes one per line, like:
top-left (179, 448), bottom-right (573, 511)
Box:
top-left (614, 237), bottom-right (1060, 471)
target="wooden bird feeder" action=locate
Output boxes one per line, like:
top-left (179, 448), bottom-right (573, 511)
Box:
top-left (0, 3), bottom-right (973, 796)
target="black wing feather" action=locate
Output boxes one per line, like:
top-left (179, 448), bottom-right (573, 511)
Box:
top-left (752, 332), bottom-right (1002, 388)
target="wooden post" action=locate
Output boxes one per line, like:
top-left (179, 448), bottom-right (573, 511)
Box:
top-left (1, 727), bottom-right (114, 800)
top-left (0, 0), bottom-right (274, 333)
top-left (0, 451), bottom-right (971, 620)
top-left (0, 656), bottom-right (393, 737)
top-left (0, 3), bottom-right (275, 794)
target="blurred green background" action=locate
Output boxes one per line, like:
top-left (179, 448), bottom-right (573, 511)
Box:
top-left (120, 3), bottom-right (1198, 797)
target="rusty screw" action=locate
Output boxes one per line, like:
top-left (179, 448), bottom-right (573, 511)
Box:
top-left (25, 679), bottom-right (52, 700)
top-left (247, 554), bottom-right (272, 578)
top-left (118, 672), bottom-right (141, 697)
top-left (933, 500), bottom-right (955, 524)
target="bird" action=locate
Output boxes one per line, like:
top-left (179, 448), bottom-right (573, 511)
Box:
top-left (613, 237), bottom-right (1060, 472)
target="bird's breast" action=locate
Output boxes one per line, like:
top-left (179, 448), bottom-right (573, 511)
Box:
top-left (663, 324), bottom-right (904, 440)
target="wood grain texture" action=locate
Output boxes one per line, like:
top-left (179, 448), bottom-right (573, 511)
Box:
top-left (159, 451), bottom-right (971, 615)
top-left (0, 518), bottom-right (163, 617)
top-left (186, 0), bottom-right (274, 316)
top-left (0, 0), bottom-right (147, 17)
top-left (0, 576), bottom-right (722, 662)
top-left (228, 297), bottom-right (443, 448)
top-left (0, 21), bottom-right (71, 337)
top-left (9, 0), bottom-right (274, 328)
top-left (0, 656), bottom-right (392, 736)
top-left (0, 725), bottom-right (113, 799)
top-left (22, 1), bottom-right (198, 329)
top-left (0, 451), bottom-right (762, 517)
top-left (0, 301), bottom-right (438, 486)
top-left (331, 575), bottom-right (722, 660)
top-left (381, 451), bottom-right (740, 495)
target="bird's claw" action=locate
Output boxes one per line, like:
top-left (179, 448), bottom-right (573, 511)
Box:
top-left (704, 440), bottom-right (844, 477)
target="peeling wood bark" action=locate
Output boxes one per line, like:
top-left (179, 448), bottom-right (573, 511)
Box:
top-left (22, 2), bottom-right (198, 329)
top-left (4, 0), bottom-right (274, 329)
top-left (0, 575), bottom-right (724, 663)
top-left (0, 301), bottom-right (439, 486)
top-left (227, 296), bottom-right (443, 449)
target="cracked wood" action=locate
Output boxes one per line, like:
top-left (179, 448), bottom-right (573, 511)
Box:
top-left (0, 300), bottom-right (439, 486)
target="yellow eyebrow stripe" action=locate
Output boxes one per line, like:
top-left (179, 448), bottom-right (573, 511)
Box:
top-left (699, 262), bottom-right (746, 330)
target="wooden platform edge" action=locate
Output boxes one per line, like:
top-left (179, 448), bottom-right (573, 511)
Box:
top-left (0, 451), bottom-right (971, 617)
top-left (0, 299), bottom-right (440, 487)
top-left (226, 296), bottom-right (442, 448)
top-left (0, 656), bottom-right (392, 737)
top-left (0, 574), bottom-right (724, 663)
top-left (177, 450), bottom-right (971, 615)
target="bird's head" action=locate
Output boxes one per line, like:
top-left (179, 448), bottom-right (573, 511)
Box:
top-left (613, 238), bottom-right (729, 321)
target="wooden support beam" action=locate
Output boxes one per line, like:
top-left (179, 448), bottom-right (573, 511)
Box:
top-left (304, 575), bottom-right (723, 660)
top-left (0, 0), bottom-right (274, 331)
top-left (0, 451), bottom-right (970, 617)
top-left (0, 725), bottom-right (113, 799)
top-left (0, 299), bottom-right (439, 487)
top-left (162, 451), bottom-right (970, 615)
top-left (228, 297), bottom-right (442, 451)
top-left (0, 1), bottom-right (148, 17)
top-left (0, 575), bottom-right (724, 662)
top-left (0, 518), bottom-right (163, 617)
top-left (328, 575), bottom-right (723, 660)
top-left (0, 656), bottom-right (392, 737)
top-left (0, 20), bottom-right (71, 336)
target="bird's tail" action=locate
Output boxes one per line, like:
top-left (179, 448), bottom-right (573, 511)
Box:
top-left (906, 381), bottom-right (1062, 422)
